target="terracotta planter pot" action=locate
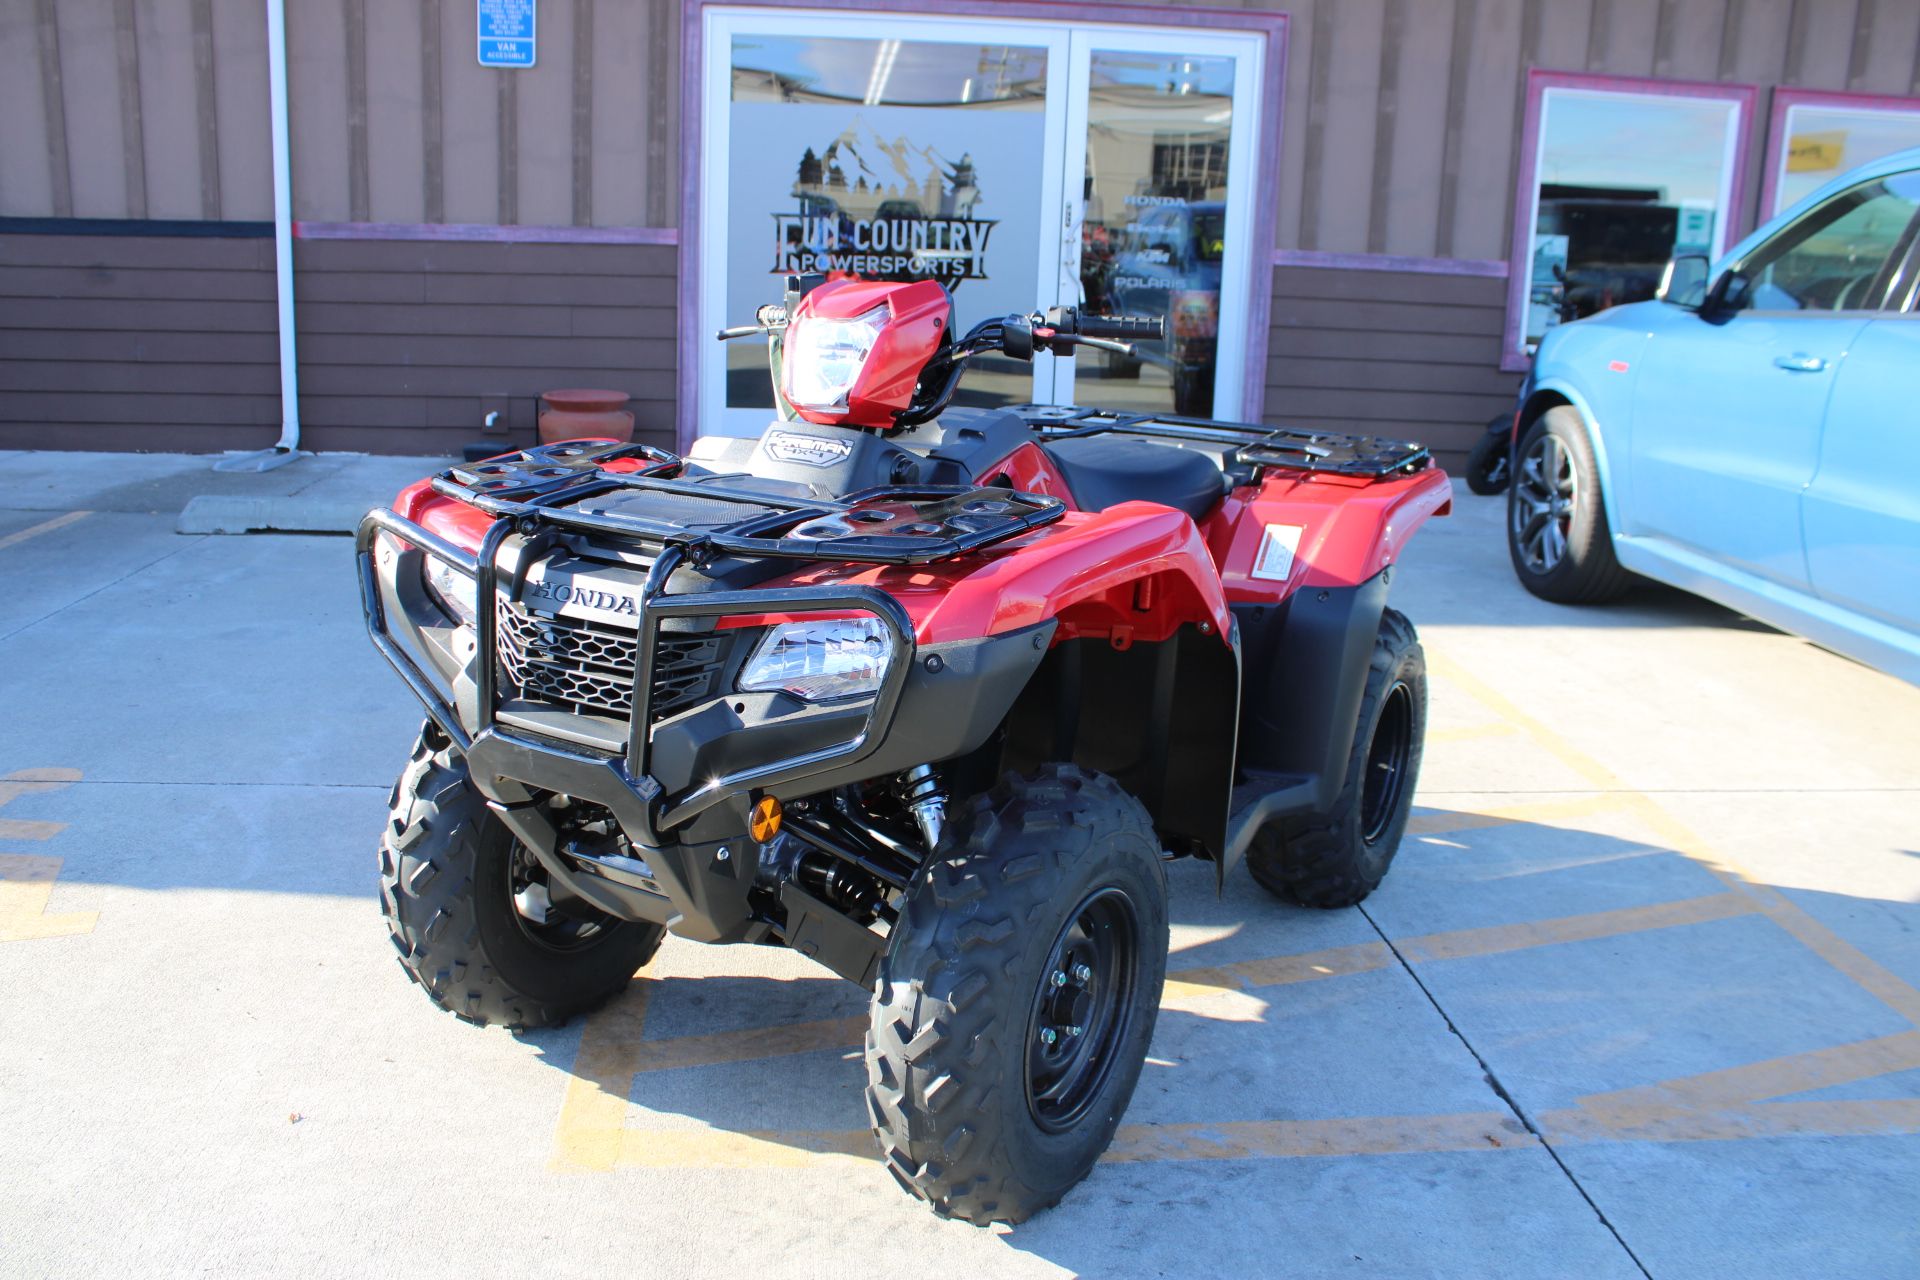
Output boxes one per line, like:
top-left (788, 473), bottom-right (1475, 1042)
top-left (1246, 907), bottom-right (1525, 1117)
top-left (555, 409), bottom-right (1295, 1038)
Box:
top-left (538, 388), bottom-right (635, 445)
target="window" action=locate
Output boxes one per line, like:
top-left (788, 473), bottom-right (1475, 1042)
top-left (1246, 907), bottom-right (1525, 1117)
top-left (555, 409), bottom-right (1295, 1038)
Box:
top-left (1763, 90), bottom-right (1920, 217)
top-left (1505, 72), bottom-right (1755, 368)
top-left (1732, 172), bottom-right (1920, 313)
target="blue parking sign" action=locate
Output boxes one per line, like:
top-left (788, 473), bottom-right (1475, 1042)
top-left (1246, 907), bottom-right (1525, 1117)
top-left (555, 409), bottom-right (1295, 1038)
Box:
top-left (478, 0), bottom-right (536, 68)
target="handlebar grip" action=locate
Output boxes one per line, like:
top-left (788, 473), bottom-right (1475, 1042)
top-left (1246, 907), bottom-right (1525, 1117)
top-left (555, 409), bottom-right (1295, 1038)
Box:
top-left (1076, 313), bottom-right (1164, 341)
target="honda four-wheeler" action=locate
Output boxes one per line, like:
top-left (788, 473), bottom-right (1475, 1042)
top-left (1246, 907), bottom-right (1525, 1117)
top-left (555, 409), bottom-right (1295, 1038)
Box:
top-left (358, 274), bottom-right (1451, 1224)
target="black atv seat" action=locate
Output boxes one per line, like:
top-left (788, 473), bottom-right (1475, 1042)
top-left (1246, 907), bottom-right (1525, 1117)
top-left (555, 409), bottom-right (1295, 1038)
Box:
top-left (1041, 436), bottom-right (1229, 523)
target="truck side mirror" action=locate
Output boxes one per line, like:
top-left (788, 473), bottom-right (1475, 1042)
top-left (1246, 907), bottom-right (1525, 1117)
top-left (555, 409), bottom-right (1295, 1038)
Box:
top-left (1657, 254), bottom-right (1711, 309)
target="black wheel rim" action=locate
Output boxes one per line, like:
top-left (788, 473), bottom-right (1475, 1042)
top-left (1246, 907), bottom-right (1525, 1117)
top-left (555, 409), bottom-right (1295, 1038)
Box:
top-left (1024, 887), bottom-right (1140, 1134)
top-left (506, 842), bottom-right (614, 953)
top-left (1360, 681), bottom-right (1414, 845)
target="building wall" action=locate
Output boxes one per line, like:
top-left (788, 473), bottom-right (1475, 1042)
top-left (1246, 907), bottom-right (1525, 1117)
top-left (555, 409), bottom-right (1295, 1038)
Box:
top-left (3, 0), bottom-right (1919, 459)
top-left (0, 228), bottom-right (279, 451)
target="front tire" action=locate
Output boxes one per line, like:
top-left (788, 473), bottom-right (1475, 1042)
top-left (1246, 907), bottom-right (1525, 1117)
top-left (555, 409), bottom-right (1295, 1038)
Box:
top-left (379, 725), bottom-right (664, 1028)
top-left (1507, 406), bottom-right (1631, 603)
top-left (865, 765), bottom-right (1168, 1225)
top-left (1248, 609), bottom-right (1426, 909)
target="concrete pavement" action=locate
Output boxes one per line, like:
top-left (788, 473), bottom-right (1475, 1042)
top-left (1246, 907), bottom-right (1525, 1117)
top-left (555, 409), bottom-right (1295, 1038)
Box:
top-left (0, 450), bottom-right (1916, 1279)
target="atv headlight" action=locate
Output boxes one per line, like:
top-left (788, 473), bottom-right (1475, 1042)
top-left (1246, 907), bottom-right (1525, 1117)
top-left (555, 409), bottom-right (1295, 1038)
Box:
top-left (738, 617), bottom-right (892, 702)
top-left (423, 557), bottom-right (477, 627)
top-left (783, 305), bottom-right (888, 411)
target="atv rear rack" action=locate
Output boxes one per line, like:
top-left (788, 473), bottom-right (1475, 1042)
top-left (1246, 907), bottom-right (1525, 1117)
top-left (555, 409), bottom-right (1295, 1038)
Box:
top-left (1019, 406), bottom-right (1432, 479)
top-left (436, 440), bottom-right (1066, 566)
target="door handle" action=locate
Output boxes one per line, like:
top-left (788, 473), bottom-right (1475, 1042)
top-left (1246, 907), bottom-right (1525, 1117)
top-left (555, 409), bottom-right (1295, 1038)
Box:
top-left (1773, 353), bottom-right (1828, 373)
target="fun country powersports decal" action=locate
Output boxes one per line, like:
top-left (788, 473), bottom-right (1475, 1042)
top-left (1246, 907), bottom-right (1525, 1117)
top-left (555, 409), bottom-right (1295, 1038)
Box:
top-left (772, 123), bottom-right (995, 288)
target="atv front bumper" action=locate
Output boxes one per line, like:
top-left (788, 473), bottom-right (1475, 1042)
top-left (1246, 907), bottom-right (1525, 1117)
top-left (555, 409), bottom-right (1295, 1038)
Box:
top-left (355, 507), bottom-right (1049, 942)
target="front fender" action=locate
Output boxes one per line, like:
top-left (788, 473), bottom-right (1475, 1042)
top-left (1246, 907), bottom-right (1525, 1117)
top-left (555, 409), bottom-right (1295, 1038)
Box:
top-left (778, 503), bottom-right (1236, 649)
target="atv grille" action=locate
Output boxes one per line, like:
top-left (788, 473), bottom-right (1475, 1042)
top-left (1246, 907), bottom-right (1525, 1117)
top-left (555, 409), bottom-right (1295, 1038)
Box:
top-left (495, 600), bottom-right (724, 722)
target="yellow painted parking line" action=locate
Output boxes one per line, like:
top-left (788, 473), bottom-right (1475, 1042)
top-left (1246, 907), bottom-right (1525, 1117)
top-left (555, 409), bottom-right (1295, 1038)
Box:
top-left (0, 854), bottom-right (98, 941)
top-left (629, 1014), bottom-right (865, 1076)
top-left (551, 981), bottom-right (656, 1172)
top-left (1546, 1097), bottom-right (1920, 1145)
top-left (0, 767), bottom-right (83, 807)
top-left (1167, 892), bottom-right (1756, 999)
top-left (1399, 891), bottom-right (1754, 963)
top-left (611, 1126), bottom-right (875, 1170)
top-left (1574, 1030), bottom-right (1920, 1122)
top-left (1105, 1111), bottom-right (1536, 1162)
top-left (0, 818), bottom-right (66, 841)
top-left (0, 510), bottom-right (90, 551)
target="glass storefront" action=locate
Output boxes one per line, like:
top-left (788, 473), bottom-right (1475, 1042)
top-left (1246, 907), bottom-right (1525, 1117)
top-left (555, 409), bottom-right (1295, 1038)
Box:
top-left (700, 10), bottom-right (1268, 435)
top-left (1515, 81), bottom-right (1746, 356)
top-left (1073, 52), bottom-right (1237, 418)
top-left (723, 34), bottom-right (1057, 414)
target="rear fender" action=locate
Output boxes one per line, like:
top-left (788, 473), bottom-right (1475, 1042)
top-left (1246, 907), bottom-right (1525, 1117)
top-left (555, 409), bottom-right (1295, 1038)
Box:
top-left (1204, 466), bottom-right (1452, 599)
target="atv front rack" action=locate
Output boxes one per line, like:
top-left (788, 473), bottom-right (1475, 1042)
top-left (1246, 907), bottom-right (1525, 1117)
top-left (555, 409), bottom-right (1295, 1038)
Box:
top-left (436, 439), bottom-right (1066, 566)
top-left (1019, 406), bottom-right (1432, 479)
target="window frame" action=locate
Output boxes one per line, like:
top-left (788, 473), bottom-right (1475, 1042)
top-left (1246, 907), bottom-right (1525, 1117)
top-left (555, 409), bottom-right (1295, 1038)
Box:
top-left (1503, 70), bottom-right (1758, 372)
top-left (1759, 87), bottom-right (1920, 221)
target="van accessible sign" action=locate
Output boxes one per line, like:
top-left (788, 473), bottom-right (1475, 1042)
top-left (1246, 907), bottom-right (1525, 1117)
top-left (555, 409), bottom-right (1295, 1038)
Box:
top-left (477, 0), bottom-right (535, 68)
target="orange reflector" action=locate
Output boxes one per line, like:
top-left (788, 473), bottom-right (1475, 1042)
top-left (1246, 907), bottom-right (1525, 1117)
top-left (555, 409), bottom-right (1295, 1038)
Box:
top-left (749, 795), bottom-right (783, 844)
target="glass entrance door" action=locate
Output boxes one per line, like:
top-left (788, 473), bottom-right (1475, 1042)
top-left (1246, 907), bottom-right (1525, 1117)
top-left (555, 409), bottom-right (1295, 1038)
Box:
top-left (1058, 31), bottom-right (1264, 420)
top-left (698, 11), bottom-right (1266, 436)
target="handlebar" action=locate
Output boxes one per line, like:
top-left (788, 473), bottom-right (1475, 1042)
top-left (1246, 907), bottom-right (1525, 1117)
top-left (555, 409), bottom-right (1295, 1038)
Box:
top-left (1065, 312), bottom-right (1165, 342)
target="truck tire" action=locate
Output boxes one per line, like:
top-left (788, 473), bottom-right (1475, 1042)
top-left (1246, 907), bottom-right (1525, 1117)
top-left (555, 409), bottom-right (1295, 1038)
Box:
top-left (866, 764), bottom-right (1168, 1225)
top-left (378, 724), bottom-right (664, 1028)
top-left (1247, 609), bottom-right (1425, 909)
top-left (1464, 422), bottom-right (1511, 495)
top-left (1507, 406), bottom-right (1631, 603)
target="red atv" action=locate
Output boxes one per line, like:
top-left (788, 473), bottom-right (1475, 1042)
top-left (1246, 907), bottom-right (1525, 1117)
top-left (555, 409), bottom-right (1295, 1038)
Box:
top-left (358, 274), bottom-right (1450, 1223)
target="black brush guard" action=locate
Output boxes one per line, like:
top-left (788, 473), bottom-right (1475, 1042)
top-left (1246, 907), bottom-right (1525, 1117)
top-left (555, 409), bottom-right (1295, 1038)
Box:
top-left (356, 441), bottom-right (1066, 847)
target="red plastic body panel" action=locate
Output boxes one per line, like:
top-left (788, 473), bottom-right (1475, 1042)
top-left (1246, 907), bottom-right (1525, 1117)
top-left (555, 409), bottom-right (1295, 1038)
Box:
top-left (392, 442), bottom-right (1451, 650)
top-left (1202, 467), bottom-right (1453, 601)
top-left (784, 279), bottom-right (951, 428)
top-left (762, 502), bottom-right (1235, 648)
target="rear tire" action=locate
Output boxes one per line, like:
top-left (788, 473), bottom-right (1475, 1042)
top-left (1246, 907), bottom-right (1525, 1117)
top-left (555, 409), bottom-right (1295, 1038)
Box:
top-left (379, 724), bottom-right (664, 1028)
top-left (1507, 407), bottom-right (1631, 603)
top-left (1247, 609), bottom-right (1425, 909)
top-left (865, 764), bottom-right (1168, 1225)
top-left (1464, 423), bottom-right (1511, 496)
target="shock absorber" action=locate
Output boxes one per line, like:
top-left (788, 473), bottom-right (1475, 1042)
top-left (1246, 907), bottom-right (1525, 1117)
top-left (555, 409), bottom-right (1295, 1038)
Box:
top-left (900, 763), bottom-right (947, 851)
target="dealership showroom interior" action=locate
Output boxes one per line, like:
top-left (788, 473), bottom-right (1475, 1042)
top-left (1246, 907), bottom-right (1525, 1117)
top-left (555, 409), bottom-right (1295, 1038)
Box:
top-left (2, 1), bottom-right (1918, 1277)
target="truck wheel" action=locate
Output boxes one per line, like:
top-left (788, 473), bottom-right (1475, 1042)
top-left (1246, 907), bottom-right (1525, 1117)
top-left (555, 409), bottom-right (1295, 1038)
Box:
top-left (1248, 609), bottom-right (1425, 909)
top-left (1464, 422), bottom-right (1510, 495)
top-left (379, 724), bottom-right (664, 1028)
top-left (1507, 407), bottom-right (1631, 603)
top-left (866, 764), bottom-right (1168, 1225)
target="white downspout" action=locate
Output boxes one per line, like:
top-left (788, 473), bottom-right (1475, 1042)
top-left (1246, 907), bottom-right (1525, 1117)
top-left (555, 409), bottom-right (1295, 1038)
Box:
top-left (215, 0), bottom-right (304, 472)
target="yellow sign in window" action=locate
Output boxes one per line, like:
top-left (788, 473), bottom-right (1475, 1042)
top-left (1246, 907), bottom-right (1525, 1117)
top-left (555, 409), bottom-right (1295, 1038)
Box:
top-left (1786, 131), bottom-right (1847, 172)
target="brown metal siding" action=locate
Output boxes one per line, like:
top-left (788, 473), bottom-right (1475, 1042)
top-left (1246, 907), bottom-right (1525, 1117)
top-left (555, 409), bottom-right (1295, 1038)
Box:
top-left (1264, 264), bottom-right (1517, 467)
top-left (290, 238), bottom-right (677, 454)
top-left (0, 231), bottom-right (676, 455)
top-left (0, 231), bottom-right (278, 451)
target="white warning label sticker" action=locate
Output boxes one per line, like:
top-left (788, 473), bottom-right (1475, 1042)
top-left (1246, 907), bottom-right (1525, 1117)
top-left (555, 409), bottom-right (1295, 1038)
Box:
top-left (1251, 523), bottom-right (1305, 582)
